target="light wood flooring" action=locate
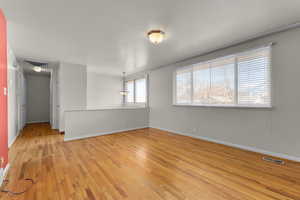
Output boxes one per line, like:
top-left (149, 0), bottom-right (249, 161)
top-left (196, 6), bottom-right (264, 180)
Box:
top-left (1, 123), bottom-right (300, 200)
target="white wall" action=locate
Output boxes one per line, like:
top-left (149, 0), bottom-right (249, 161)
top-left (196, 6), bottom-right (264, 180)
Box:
top-left (87, 71), bottom-right (122, 108)
top-left (7, 47), bottom-right (19, 147)
top-left (64, 107), bottom-right (149, 141)
top-left (49, 63), bottom-right (59, 129)
top-left (59, 62), bottom-right (87, 131)
top-left (148, 27), bottom-right (300, 159)
top-left (25, 74), bottom-right (50, 123)
top-left (7, 49), bottom-right (27, 147)
top-left (18, 71), bottom-right (26, 130)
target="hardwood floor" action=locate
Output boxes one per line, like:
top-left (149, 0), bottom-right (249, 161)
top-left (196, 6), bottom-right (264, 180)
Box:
top-left (1, 123), bottom-right (300, 200)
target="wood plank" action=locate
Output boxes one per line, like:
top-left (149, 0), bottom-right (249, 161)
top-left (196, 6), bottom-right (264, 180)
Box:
top-left (0, 123), bottom-right (299, 200)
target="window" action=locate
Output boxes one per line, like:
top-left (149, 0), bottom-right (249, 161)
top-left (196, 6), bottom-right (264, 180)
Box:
top-left (125, 78), bottom-right (147, 104)
top-left (176, 68), bottom-right (192, 104)
top-left (126, 80), bottom-right (134, 103)
top-left (135, 78), bottom-right (146, 103)
top-left (174, 46), bottom-right (271, 107)
top-left (237, 49), bottom-right (271, 106)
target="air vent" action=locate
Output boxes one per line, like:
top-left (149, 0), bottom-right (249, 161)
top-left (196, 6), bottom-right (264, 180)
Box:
top-left (262, 156), bottom-right (285, 165)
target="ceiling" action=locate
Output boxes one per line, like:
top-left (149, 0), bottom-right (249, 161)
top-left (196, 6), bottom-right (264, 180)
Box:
top-left (1, 0), bottom-right (300, 75)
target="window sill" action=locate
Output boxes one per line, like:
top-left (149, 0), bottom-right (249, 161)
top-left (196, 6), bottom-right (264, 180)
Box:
top-left (124, 103), bottom-right (148, 108)
top-left (173, 103), bottom-right (273, 109)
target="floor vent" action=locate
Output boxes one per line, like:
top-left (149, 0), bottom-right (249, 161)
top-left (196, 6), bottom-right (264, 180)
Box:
top-left (262, 156), bottom-right (285, 165)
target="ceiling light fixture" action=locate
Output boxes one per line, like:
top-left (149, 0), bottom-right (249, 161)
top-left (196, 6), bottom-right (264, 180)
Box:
top-left (148, 30), bottom-right (165, 44)
top-left (33, 66), bottom-right (42, 72)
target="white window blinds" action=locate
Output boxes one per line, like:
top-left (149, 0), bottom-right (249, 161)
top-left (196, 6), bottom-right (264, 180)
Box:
top-left (176, 68), bottom-right (192, 104)
top-left (237, 48), bottom-right (271, 106)
top-left (174, 46), bottom-right (271, 107)
top-left (209, 57), bottom-right (235, 104)
top-left (193, 63), bottom-right (210, 104)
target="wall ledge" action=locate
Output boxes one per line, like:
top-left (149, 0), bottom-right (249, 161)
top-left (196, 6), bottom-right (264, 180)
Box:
top-left (64, 126), bottom-right (148, 142)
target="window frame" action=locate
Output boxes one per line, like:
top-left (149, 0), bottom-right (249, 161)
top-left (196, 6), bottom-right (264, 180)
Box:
top-left (173, 46), bottom-right (272, 108)
top-left (125, 76), bottom-right (148, 105)
top-left (125, 80), bottom-right (135, 104)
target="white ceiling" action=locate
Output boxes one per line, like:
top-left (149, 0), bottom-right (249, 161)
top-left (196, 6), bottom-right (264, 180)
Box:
top-left (1, 0), bottom-right (300, 75)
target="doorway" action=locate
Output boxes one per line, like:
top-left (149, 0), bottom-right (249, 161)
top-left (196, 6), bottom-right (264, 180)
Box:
top-left (18, 59), bottom-right (60, 131)
top-left (25, 73), bottom-right (51, 124)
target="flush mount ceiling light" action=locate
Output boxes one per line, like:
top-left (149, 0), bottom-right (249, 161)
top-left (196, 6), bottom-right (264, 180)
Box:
top-left (147, 30), bottom-right (165, 44)
top-left (33, 66), bottom-right (42, 72)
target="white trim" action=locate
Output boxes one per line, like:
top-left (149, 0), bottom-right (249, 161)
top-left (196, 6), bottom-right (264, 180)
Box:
top-left (234, 56), bottom-right (238, 104)
top-left (146, 74), bottom-right (150, 107)
top-left (172, 103), bottom-right (272, 109)
top-left (190, 70), bottom-right (194, 104)
top-left (66, 106), bottom-right (147, 112)
top-left (26, 120), bottom-right (50, 124)
top-left (0, 164), bottom-right (10, 186)
top-left (172, 70), bottom-right (177, 105)
top-left (8, 134), bottom-right (19, 148)
top-left (269, 46), bottom-right (274, 108)
top-left (150, 126), bottom-right (300, 163)
top-left (64, 126), bottom-right (148, 142)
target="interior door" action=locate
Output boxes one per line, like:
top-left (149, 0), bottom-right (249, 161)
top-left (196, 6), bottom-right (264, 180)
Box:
top-left (0, 9), bottom-right (8, 169)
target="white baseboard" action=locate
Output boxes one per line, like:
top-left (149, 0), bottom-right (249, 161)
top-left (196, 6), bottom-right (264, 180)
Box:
top-left (8, 129), bottom-right (21, 148)
top-left (150, 126), bottom-right (300, 163)
top-left (8, 135), bottom-right (18, 148)
top-left (64, 126), bottom-right (148, 142)
top-left (51, 124), bottom-right (58, 130)
top-left (0, 164), bottom-right (10, 186)
top-left (26, 120), bottom-right (50, 124)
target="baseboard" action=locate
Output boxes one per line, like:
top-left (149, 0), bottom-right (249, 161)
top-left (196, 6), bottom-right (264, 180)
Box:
top-left (150, 126), bottom-right (300, 163)
top-left (26, 121), bottom-right (50, 124)
top-left (8, 134), bottom-right (19, 148)
top-left (51, 125), bottom-right (59, 130)
top-left (0, 164), bottom-right (10, 186)
top-left (64, 126), bottom-right (149, 142)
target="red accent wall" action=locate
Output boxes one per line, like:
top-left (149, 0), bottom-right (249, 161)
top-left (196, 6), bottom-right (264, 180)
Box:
top-left (0, 9), bottom-right (8, 169)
